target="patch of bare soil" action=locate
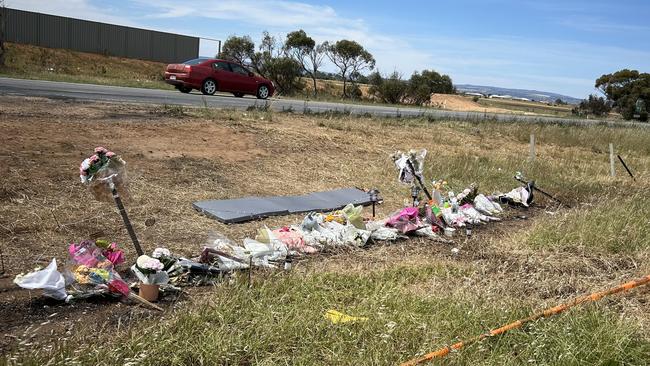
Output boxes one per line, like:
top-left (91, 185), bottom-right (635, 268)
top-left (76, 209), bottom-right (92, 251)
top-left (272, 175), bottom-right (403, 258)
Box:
top-left (429, 93), bottom-right (514, 113)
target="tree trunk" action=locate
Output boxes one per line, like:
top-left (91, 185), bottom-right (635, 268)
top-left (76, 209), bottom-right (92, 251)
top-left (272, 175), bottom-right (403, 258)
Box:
top-left (342, 73), bottom-right (348, 98)
top-left (311, 75), bottom-right (317, 97)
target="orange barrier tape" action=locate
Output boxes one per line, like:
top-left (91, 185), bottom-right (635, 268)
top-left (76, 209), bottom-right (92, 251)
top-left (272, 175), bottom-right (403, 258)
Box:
top-left (400, 274), bottom-right (650, 366)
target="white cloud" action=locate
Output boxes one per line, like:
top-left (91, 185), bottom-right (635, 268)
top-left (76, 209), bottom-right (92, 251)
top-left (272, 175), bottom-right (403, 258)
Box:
top-left (6, 0), bottom-right (137, 27)
top-left (134, 0), bottom-right (434, 74)
top-left (138, 0), bottom-right (340, 28)
top-left (557, 16), bottom-right (650, 33)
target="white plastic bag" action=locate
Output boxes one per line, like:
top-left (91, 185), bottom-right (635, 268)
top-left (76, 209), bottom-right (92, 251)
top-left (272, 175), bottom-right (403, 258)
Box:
top-left (14, 259), bottom-right (68, 300)
top-left (414, 226), bottom-right (439, 239)
top-left (474, 194), bottom-right (503, 215)
top-left (243, 238), bottom-right (286, 268)
top-left (504, 187), bottom-right (530, 207)
top-left (441, 207), bottom-right (466, 227)
top-left (370, 226), bottom-right (400, 241)
top-left (341, 225), bottom-right (371, 247)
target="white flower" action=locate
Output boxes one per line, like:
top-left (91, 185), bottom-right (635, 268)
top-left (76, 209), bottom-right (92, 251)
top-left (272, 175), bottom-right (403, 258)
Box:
top-left (136, 255), bottom-right (163, 271)
top-left (152, 247), bottom-right (171, 259)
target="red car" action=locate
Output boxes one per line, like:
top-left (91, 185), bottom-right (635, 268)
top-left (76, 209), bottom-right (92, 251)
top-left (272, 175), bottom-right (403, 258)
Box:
top-left (164, 58), bottom-right (274, 99)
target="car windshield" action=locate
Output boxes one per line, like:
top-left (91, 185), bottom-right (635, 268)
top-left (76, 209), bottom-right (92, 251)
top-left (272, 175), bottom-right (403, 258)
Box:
top-left (182, 58), bottom-right (210, 65)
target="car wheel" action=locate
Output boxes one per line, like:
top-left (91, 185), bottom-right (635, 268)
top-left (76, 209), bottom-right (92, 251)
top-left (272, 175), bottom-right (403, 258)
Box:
top-left (178, 86), bottom-right (192, 93)
top-left (233, 92), bottom-right (244, 98)
top-left (201, 79), bottom-right (217, 95)
top-left (257, 85), bottom-right (270, 99)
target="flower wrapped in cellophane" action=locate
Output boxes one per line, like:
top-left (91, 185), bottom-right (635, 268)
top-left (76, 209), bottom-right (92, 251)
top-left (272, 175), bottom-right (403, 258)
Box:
top-left (79, 147), bottom-right (128, 202)
top-left (66, 240), bottom-right (130, 298)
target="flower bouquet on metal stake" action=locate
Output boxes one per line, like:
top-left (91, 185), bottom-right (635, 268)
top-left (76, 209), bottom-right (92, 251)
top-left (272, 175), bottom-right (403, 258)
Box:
top-left (80, 147), bottom-right (128, 202)
top-left (79, 147), bottom-right (143, 256)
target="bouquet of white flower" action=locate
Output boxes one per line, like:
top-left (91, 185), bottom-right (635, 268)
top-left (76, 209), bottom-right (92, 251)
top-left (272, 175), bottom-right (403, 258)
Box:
top-left (132, 255), bottom-right (168, 285)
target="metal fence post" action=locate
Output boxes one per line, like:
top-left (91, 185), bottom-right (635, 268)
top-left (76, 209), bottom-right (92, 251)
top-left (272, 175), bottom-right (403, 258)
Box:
top-left (609, 143), bottom-right (615, 177)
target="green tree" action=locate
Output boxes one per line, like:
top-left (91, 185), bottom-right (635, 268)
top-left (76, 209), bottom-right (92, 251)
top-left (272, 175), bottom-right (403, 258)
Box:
top-left (572, 94), bottom-right (612, 117)
top-left (407, 69), bottom-right (454, 105)
top-left (249, 31), bottom-right (303, 95)
top-left (219, 35), bottom-right (255, 65)
top-left (325, 40), bottom-right (375, 97)
top-left (261, 56), bottom-right (303, 95)
top-left (285, 30), bottom-right (326, 97)
top-left (595, 69), bottom-right (650, 120)
top-left (368, 71), bottom-right (408, 104)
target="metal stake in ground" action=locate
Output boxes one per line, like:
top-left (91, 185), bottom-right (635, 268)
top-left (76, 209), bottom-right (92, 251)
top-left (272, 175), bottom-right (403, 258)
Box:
top-left (617, 155), bottom-right (636, 181)
top-left (405, 158), bottom-right (432, 201)
top-left (368, 189), bottom-right (381, 219)
top-left (0, 247), bottom-right (5, 275)
top-left (109, 179), bottom-right (144, 256)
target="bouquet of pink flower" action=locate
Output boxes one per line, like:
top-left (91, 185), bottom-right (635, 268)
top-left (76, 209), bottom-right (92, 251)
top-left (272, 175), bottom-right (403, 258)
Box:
top-left (95, 239), bottom-right (126, 266)
top-left (79, 147), bottom-right (128, 202)
top-left (66, 240), bottom-right (130, 297)
top-left (69, 239), bottom-right (125, 267)
top-left (132, 254), bottom-right (169, 285)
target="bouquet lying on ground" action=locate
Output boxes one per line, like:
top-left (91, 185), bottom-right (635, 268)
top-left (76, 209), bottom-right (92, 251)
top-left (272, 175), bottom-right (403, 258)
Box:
top-left (67, 240), bottom-right (130, 297)
top-left (69, 239), bottom-right (125, 267)
top-left (79, 146), bottom-right (128, 202)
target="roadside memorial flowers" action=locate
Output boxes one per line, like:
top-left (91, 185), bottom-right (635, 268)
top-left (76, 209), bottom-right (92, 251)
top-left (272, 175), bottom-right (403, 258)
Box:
top-left (79, 146), bottom-right (128, 202)
top-left (132, 249), bottom-right (175, 301)
top-left (67, 240), bottom-right (130, 297)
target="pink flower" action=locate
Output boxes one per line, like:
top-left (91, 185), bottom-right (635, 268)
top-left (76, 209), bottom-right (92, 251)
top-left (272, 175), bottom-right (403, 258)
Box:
top-left (68, 243), bottom-right (79, 256)
top-left (89, 154), bottom-right (100, 162)
top-left (94, 147), bottom-right (107, 154)
top-left (106, 151), bottom-right (115, 158)
top-left (103, 248), bottom-right (125, 266)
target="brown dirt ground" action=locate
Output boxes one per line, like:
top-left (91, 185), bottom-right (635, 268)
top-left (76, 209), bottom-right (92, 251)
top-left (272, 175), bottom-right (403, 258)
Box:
top-left (0, 96), bottom-right (647, 355)
top-left (429, 93), bottom-right (514, 113)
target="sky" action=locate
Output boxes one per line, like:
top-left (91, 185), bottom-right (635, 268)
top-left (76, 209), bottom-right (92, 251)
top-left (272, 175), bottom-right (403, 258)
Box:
top-left (8, 0), bottom-right (650, 98)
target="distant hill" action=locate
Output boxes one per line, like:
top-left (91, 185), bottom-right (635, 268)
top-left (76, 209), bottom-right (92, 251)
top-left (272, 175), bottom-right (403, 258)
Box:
top-left (455, 84), bottom-right (582, 104)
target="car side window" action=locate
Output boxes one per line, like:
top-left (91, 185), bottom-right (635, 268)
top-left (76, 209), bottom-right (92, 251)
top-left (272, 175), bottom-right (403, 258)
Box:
top-left (230, 64), bottom-right (250, 76)
top-left (213, 61), bottom-right (231, 72)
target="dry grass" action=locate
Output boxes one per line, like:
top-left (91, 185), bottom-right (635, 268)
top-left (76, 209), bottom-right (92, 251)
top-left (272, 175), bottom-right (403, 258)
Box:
top-left (2, 96), bottom-right (650, 365)
top-left (0, 42), bottom-right (170, 89)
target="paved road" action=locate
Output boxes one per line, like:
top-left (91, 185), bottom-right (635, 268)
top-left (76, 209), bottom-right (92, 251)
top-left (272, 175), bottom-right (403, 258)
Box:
top-left (0, 77), bottom-right (642, 127)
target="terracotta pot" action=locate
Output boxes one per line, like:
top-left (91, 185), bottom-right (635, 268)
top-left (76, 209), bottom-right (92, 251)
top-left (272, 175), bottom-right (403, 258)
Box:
top-left (138, 283), bottom-right (159, 302)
